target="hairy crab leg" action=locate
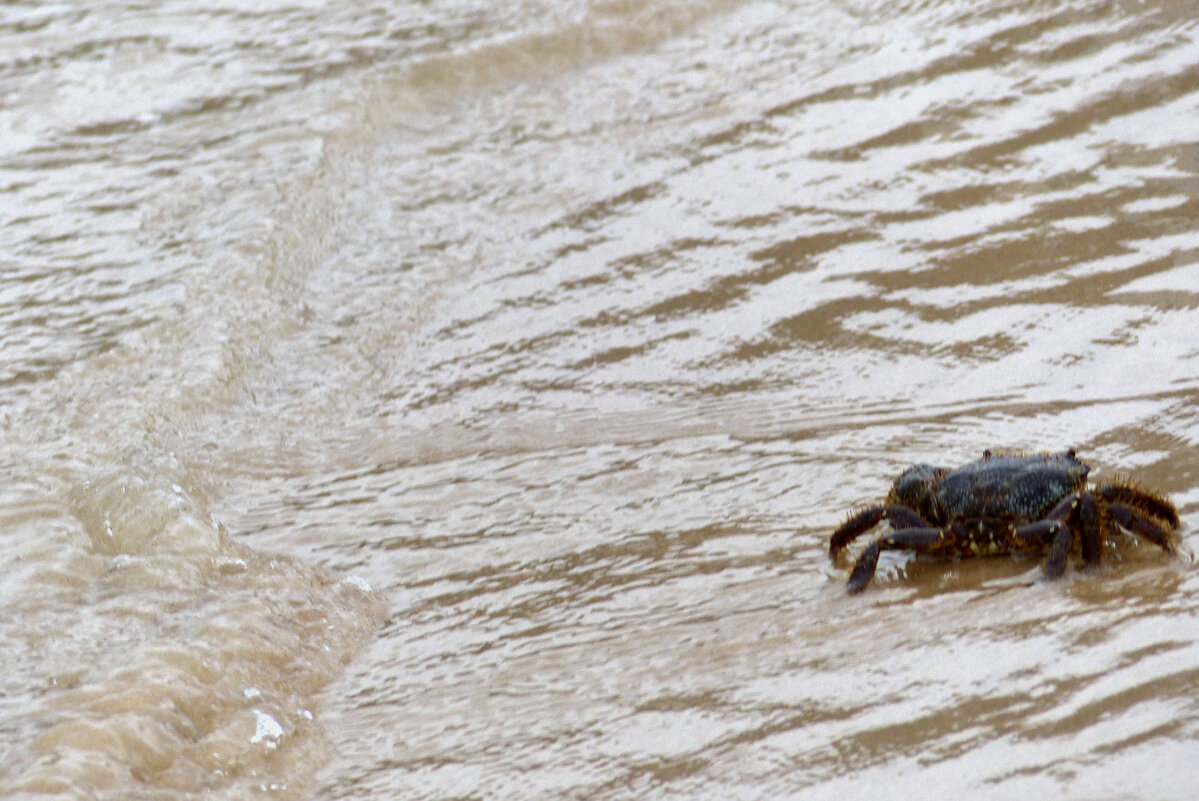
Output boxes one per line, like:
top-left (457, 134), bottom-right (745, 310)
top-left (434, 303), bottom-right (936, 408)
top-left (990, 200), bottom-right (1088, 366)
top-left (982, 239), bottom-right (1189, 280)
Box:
top-left (847, 527), bottom-right (946, 594)
top-left (1106, 502), bottom-right (1179, 553)
top-left (829, 505), bottom-right (933, 559)
top-left (1097, 482), bottom-right (1180, 529)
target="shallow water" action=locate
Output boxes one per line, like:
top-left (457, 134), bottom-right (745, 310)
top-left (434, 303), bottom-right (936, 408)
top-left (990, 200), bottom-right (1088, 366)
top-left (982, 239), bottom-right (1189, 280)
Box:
top-left (2, 0), bottom-right (1199, 798)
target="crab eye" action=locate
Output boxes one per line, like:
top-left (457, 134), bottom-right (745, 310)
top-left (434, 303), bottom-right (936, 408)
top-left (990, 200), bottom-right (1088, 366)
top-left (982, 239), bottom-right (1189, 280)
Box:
top-left (891, 464), bottom-right (943, 512)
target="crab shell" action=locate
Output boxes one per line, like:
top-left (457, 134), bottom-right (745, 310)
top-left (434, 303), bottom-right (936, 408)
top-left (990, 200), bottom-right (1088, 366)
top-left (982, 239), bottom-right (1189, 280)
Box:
top-left (890, 450), bottom-right (1090, 524)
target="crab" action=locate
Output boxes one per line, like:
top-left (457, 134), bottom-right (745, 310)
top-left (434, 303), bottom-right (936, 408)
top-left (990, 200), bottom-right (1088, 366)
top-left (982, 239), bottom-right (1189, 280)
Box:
top-left (829, 449), bottom-right (1181, 593)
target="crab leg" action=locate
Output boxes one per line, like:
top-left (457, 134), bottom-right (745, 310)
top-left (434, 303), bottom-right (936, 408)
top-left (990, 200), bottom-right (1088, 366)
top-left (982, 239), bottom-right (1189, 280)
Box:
top-left (1106, 502), bottom-right (1178, 553)
top-left (1012, 519), bottom-right (1078, 578)
top-left (1097, 482), bottom-right (1180, 529)
top-left (1045, 523), bottom-right (1076, 578)
top-left (846, 527), bottom-right (946, 594)
top-left (1012, 491), bottom-right (1101, 576)
top-left (829, 505), bottom-right (933, 559)
top-left (1076, 494), bottom-right (1102, 566)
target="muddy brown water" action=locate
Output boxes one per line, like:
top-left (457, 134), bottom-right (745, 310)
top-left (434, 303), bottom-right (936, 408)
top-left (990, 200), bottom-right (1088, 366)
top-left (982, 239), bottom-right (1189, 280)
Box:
top-left (3, 1), bottom-right (1199, 798)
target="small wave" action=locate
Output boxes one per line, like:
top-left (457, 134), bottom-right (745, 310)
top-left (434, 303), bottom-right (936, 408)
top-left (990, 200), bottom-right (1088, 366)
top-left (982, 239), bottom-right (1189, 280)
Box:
top-left (1, 467), bottom-right (383, 797)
